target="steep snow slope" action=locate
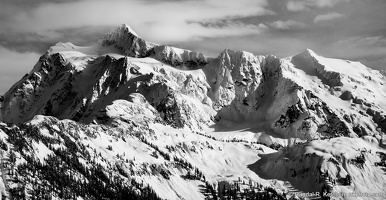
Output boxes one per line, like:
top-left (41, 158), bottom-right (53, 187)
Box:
top-left (0, 114), bottom-right (272, 200)
top-left (249, 137), bottom-right (386, 195)
top-left (1, 24), bottom-right (386, 199)
top-left (287, 50), bottom-right (386, 136)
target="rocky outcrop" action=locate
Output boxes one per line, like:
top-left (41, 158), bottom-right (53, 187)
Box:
top-left (151, 45), bottom-right (209, 69)
top-left (249, 137), bottom-right (386, 195)
top-left (0, 52), bottom-right (79, 124)
top-left (380, 69), bottom-right (386, 77)
top-left (291, 49), bottom-right (343, 87)
top-left (366, 108), bottom-right (386, 133)
top-left (137, 68), bottom-right (213, 130)
top-left (101, 24), bottom-right (210, 69)
top-left (95, 93), bottom-right (162, 126)
top-left (302, 90), bottom-right (350, 138)
top-left (101, 24), bottom-right (154, 57)
top-left (203, 49), bottom-right (263, 113)
top-left (339, 90), bottom-right (353, 100)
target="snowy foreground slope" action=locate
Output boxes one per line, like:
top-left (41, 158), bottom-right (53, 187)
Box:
top-left (0, 24), bottom-right (386, 199)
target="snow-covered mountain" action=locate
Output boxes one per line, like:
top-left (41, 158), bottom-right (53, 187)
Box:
top-left (0, 24), bottom-right (385, 199)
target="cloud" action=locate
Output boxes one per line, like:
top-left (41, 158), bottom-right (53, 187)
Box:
top-left (358, 57), bottom-right (386, 70)
top-left (335, 36), bottom-right (386, 49)
top-left (0, 26), bottom-right (113, 53)
top-left (314, 12), bottom-right (344, 23)
top-left (140, 21), bottom-right (267, 42)
top-left (287, 0), bottom-right (350, 11)
top-left (269, 20), bottom-right (305, 30)
top-left (287, 1), bottom-right (308, 12)
top-left (0, 47), bottom-right (40, 94)
top-left (331, 36), bottom-right (386, 68)
top-left (1, 0), bottom-right (273, 46)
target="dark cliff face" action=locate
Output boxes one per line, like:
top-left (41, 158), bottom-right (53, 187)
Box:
top-left (101, 25), bottom-right (210, 69)
top-left (101, 24), bottom-right (154, 58)
top-left (0, 53), bottom-right (138, 124)
top-left (151, 45), bottom-right (209, 69)
top-left (0, 52), bottom-right (78, 124)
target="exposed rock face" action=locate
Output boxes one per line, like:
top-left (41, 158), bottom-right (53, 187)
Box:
top-left (101, 24), bottom-right (154, 57)
top-left (366, 108), bottom-right (386, 133)
top-left (380, 69), bottom-right (386, 77)
top-left (339, 90), bottom-right (353, 100)
top-left (1, 54), bottom-right (136, 124)
top-left (291, 49), bottom-right (343, 87)
top-left (249, 137), bottom-right (386, 195)
top-left (203, 49), bottom-right (264, 113)
top-left (1, 52), bottom-right (78, 124)
top-left (95, 93), bottom-right (162, 125)
top-left (140, 64), bottom-right (214, 130)
top-left (101, 24), bottom-right (210, 68)
top-left (152, 45), bottom-right (209, 69)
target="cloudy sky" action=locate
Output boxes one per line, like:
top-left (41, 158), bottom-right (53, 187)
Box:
top-left (1, 0), bottom-right (385, 94)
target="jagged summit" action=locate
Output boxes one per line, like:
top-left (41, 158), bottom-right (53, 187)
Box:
top-left (100, 24), bottom-right (154, 57)
top-left (100, 24), bottom-right (140, 42)
top-left (300, 48), bottom-right (319, 57)
top-left (219, 48), bottom-right (257, 59)
top-left (119, 23), bottom-right (139, 37)
top-left (99, 24), bottom-right (210, 69)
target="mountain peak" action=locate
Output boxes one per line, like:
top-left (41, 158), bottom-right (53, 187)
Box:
top-left (290, 48), bottom-right (320, 69)
top-left (219, 48), bottom-right (256, 60)
top-left (299, 48), bottom-right (319, 58)
top-left (118, 24), bottom-right (139, 37)
top-left (100, 24), bottom-right (154, 57)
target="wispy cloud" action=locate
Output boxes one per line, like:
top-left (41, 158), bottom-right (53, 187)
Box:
top-left (0, 47), bottom-right (40, 94)
top-left (314, 12), bottom-right (344, 23)
top-left (1, 0), bottom-right (272, 45)
top-left (358, 57), bottom-right (386, 70)
top-left (269, 20), bottom-right (305, 30)
top-left (287, 0), bottom-right (350, 11)
top-left (335, 36), bottom-right (386, 49)
top-left (332, 36), bottom-right (386, 69)
top-left (287, 1), bottom-right (308, 12)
